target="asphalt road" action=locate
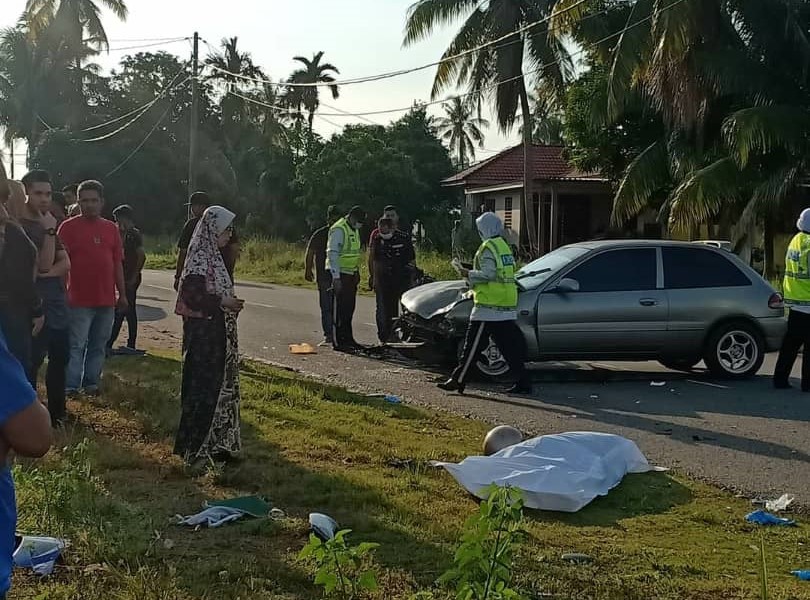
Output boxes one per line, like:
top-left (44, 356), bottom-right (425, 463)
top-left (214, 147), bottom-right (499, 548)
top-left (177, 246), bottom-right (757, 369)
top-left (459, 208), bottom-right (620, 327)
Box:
top-left (131, 269), bottom-right (810, 507)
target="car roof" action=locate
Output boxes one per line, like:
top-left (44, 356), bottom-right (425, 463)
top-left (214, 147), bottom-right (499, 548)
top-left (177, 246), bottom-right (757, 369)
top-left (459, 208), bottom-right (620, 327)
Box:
top-left (568, 239), bottom-right (727, 251)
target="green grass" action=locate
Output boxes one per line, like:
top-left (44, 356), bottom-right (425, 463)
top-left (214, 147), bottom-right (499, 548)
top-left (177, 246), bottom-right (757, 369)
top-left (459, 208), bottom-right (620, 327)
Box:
top-left (145, 236), bottom-right (459, 291)
top-left (12, 353), bottom-right (810, 599)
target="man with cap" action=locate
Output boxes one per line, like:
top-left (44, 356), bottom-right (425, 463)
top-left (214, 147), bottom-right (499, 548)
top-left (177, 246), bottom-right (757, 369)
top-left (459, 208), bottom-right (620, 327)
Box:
top-left (174, 191), bottom-right (240, 290)
top-left (775, 208), bottom-right (810, 391)
top-left (326, 205), bottom-right (365, 351)
top-left (305, 205), bottom-right (341, 346)
top-left (107, 204), bottom-right (145, 355)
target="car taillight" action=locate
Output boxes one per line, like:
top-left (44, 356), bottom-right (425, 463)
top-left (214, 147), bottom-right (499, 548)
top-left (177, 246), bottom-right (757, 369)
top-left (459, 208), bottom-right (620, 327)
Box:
top-left (769, 293), bottom-right (785, 310)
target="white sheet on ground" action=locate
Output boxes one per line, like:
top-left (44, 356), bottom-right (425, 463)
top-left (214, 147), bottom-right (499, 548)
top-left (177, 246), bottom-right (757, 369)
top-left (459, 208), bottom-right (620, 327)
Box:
top-left (434, 431), bottom-right (663, 513)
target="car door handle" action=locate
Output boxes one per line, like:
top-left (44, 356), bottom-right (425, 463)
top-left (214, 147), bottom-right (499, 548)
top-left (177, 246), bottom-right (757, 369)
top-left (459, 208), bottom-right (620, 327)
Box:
top-left (639, 298), bottom-right (659, 307)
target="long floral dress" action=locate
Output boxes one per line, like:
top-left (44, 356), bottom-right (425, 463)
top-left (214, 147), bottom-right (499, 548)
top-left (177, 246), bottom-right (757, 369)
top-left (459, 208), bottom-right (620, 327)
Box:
top-left (173, 274), bottom-right (241, 462)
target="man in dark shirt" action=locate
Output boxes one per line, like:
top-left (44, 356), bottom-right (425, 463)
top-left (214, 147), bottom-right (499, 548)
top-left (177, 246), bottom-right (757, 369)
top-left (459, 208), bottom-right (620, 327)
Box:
top-left (369, 216), bottom-right (415, 343)
top-left (304, 205), bottom-right (340, 346)
top-left (107, 205), bottom-right (145, 355)
top-left (20, 170), bottom-right (71, 424)
top-left (0, 169), bottom-right (43, 378)
top-left (174, 191), bottom-right (240, 289)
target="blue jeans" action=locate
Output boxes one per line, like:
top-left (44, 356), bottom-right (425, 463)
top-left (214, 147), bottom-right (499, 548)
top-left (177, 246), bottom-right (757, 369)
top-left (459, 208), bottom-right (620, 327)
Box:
top-left (66, 307), bottom-right (115, 392)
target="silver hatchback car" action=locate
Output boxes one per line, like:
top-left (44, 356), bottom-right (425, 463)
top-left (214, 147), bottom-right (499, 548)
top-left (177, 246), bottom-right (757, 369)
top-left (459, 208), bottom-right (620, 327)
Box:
top-left (398, 240), bottom-right (787, 379)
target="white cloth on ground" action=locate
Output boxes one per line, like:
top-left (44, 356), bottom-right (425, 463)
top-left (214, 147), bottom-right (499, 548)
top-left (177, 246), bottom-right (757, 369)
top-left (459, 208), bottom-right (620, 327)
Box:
top-left (175, 506), bottom-right (246, 528)
top-left (434, 431), bottom-right (663, 513)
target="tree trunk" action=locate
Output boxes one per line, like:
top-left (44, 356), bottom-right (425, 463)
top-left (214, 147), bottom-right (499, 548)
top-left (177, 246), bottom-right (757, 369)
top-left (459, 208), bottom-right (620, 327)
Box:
top-left (519, 83), bottom-right (538, 257)
top-left (307, 110), bottom-right (315, 141)
top-left (764, 215), bottom-right (776, 280)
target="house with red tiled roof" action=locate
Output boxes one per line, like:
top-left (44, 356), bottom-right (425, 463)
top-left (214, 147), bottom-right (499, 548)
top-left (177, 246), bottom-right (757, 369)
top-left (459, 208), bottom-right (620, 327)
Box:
top-left (442, 144), bottom-right (618, 253)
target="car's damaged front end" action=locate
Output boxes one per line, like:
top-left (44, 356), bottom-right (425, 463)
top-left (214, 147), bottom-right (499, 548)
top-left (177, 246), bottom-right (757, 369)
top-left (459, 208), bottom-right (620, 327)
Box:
top-left (395, 280), bottom-right (472, 350)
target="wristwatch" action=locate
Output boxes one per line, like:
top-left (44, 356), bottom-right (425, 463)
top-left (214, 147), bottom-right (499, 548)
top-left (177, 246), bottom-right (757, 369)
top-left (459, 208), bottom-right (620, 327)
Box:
top-left (45, 228), bottom-right (57, 236)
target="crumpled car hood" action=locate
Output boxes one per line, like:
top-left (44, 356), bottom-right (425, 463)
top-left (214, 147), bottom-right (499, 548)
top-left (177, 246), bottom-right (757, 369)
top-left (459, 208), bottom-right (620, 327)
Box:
top-left (401, 280), bottom-right (469, 319)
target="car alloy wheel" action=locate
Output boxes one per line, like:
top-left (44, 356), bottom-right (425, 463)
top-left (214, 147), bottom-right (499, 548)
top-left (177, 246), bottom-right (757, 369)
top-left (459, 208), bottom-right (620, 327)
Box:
top-left (715, 329), bottom-right (759, 375)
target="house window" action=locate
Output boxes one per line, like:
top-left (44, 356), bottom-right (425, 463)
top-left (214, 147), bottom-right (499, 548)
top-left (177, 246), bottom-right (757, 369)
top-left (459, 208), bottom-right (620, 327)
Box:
top-left (504, 197), bottom-right (513, 229)
top-left (479, 198), bottom-right (496, 214)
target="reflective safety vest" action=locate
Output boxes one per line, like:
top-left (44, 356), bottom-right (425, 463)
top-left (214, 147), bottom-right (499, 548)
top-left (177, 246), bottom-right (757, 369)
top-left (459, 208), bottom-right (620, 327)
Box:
top-left (784, 232), bottom-right (810, 306)
top-left (472, 237), bottom-right (518, 310)
top-left (326, 217), bottom-right (361, 274)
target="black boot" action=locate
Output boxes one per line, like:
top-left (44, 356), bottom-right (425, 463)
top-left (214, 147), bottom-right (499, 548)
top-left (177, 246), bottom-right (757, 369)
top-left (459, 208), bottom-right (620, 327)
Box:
top-left (437, 379), bottom-right (466, 394)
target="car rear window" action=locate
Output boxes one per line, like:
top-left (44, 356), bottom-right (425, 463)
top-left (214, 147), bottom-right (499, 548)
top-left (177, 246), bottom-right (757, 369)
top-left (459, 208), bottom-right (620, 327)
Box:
top-left (663, 247), bottom-right (751, 289)
top-left (567, 248), bottom-right (658, 292)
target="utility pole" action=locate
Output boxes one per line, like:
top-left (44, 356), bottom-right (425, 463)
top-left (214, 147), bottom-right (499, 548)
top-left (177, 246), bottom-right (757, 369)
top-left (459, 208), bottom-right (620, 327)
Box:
top-left (9, 141), bottom-right (14, 179)
top-left (188, 31), bottom-right (199, 202)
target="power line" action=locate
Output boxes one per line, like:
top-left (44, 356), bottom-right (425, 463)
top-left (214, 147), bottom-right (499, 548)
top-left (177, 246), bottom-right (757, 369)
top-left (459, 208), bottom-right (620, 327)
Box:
top-left (227, 0), bottom-right (687, 120)
top-left (80, 67), bottom-right (189, 133)
top-left (207, 0), bottom-right (592, 89)
top-left (105, 38), bottom-right (189, 52)
top-left (81, 75), bottom-right (190, 142)
top-left (107, 36), bottom-right (188, 42)
top-left (105, 101), bottom-right (175, 178)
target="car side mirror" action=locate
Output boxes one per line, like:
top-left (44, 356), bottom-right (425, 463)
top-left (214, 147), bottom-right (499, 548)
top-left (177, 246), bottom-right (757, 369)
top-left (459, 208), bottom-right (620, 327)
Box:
top-left (553, 278), bottom-right (580, 293)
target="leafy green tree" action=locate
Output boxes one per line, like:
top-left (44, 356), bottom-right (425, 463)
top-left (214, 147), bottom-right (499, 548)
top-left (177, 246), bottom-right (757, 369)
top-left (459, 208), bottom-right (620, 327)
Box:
top-left (404, 0), bottom-right (573, 252)
top-left (436, 97), bottom-right (489, 169)
top-left (287, 51), bottom-right (340, 137)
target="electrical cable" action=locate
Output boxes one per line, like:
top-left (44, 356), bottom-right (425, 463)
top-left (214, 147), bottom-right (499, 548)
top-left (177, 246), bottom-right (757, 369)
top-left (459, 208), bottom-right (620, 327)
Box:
top-left (225, 0), bottom-right (688, 120)
top-left (80, 74), bottom-right (189, 141)
top-left (80, 67), bottom-right (188, 133)
top-left (105, 38), bottom-right (189, 52)
top-left (207, 0), bottom-right (592, 88)
top-left (105, 100), bottom-right (175, 177)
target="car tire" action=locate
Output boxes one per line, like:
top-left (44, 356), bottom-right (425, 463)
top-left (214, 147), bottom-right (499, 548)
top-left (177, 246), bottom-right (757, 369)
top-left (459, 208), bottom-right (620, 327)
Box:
top-left (659, 358), bottom-right (700, 372)
top-left (703, 321), bottom-right (765, 379)
top-left (456, 337), bottom-right (512, 381)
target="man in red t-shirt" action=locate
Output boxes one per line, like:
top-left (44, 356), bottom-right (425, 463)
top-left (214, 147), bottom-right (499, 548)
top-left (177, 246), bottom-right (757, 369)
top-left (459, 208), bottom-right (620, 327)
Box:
top-left (57, 180), bottom-right (127, 395)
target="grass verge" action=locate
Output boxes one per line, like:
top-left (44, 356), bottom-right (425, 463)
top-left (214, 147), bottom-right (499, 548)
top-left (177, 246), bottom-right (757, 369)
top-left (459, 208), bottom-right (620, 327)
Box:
top-left (12, 353), bottom-right (810, 599)
top-left (145, 236), bottom-right (458, 291)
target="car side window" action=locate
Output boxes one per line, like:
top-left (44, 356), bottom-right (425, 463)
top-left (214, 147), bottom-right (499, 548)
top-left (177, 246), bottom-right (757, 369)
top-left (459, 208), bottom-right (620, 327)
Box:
top-left (663, 247), bottom-right (751, 289)
top-left (566, 248), bottom-right (658, 292)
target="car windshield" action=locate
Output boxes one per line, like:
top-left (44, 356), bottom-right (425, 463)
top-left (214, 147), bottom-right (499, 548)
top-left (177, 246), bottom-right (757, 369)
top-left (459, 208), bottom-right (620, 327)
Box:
top-left (516, 246), bottom-right (590, 289)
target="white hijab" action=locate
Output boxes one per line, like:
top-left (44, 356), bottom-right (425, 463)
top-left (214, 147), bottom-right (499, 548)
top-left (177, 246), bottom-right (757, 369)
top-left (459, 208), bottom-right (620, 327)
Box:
top-left (798, 209), bottom-right (810, 233)
top-left (476, 212), bottom-right (504, 240)
top-left (180, 205), bottom-right (236, 298)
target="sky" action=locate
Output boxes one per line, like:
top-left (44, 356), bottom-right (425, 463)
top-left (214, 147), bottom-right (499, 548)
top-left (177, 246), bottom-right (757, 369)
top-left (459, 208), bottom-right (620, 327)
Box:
top-left (0, 0), bottom-right (522, 173)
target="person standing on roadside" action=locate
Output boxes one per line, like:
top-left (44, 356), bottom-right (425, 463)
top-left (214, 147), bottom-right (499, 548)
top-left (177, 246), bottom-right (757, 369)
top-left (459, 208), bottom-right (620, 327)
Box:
top-left (58, 180), bottom-right (127, 396)
top-left (775, 208), bottom-right (810, 391)
top-left (368, 214), bottom-right (415, 343)
top-left (0, 327), bottom-right (53, 600)
top-left (175, 191), bottom-right (240, 290)
top-left (438, 212), bottom-right (532, 396)
top-left (304, 205), bottom-right (340, 346)
top-left (50, 191), bottom-right (67, 224)
top-left (107, 205), bottom-right (145, 355)
top-left (327, 206), bottom-right (365, 351)
top-left (174, 206), bottom-right (244, 467)
top-left (20, 170), bottom-right (71, 424)
top-left (0, 168), bottom-right (43, 374)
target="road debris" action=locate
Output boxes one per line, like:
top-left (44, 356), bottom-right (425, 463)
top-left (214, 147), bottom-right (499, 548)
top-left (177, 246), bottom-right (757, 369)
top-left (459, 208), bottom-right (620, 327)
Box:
top-left (745, 510), bottom-right (797, 526)
top-left (766, 494), bottom-right (796, 512)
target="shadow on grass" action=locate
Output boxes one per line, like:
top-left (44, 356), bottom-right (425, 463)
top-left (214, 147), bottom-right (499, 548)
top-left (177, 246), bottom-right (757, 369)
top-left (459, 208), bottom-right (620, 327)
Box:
top-left (525, 472), bottom-right (693, 528)
top-left (86, 354), bottom-right (459, 595)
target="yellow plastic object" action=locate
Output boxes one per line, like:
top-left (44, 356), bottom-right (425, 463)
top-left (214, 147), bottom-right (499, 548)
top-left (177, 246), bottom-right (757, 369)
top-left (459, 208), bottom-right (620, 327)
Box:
top-left (289, 343), bottom-right (317, 355)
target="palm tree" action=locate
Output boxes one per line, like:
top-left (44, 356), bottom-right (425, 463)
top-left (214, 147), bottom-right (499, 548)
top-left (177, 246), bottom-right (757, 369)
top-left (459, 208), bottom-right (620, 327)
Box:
top-left (25, 0), bottom-right (127, 124)
top-left (205, 36), bottom-right (263, 93)
top-left (287, 51), bottom-right (340, 137)
top-left (436, 97), bottom-right (489, 169)
top-left (25, 0), bottom-right (128, 52)
top-left (519, 90), bottom-right (564, 144)
top-left (404, 0), bottom-right (573, 254)
top-left (553, 0), bottom-right (810, 246)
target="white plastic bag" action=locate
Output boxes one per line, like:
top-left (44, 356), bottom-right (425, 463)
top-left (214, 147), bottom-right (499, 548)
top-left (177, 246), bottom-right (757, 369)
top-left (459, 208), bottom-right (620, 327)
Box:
top-left (13, 536), bottom-right (67, 576)
top-left (434, 432), bottom-right (663, 513)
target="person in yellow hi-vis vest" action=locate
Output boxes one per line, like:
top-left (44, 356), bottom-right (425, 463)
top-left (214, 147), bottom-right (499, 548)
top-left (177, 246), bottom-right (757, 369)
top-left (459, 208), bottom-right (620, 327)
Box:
top-left (326, 205), bottom-right (366, 351)
top-left (774, 208), bottom-right (810, 390)
top-left (439, 212), bottom-right (532, 395)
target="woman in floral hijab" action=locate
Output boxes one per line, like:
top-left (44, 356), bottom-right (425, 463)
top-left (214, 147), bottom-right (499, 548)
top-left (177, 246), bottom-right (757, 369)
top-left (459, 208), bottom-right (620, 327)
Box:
top-left (174, 206), bottom-right (244, 465)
